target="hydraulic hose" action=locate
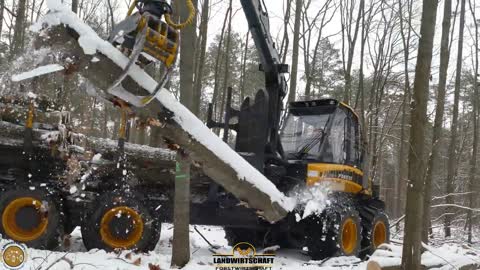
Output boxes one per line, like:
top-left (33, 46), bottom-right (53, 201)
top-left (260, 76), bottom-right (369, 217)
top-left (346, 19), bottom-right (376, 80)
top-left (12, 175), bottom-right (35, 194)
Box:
top-left (164, 0), bottom-right (196, 30)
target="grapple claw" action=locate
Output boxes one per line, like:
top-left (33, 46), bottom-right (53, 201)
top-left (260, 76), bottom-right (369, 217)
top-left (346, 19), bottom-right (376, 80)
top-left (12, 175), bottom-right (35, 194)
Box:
top-left (106, 0), bottom-right (180, 108)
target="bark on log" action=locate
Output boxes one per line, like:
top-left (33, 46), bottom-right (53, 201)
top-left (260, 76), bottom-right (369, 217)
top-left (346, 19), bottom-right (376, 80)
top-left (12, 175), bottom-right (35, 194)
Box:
top-left (30, 25), bottom-right (289, 222)
top-left (0, 120), bottom-right (174, 163)
top-left (366, 261), bottom-right (403, 270)
top-left (0, 120), bottom-right (216, 193)
top-left (366, 245), bottom-right (480, 270)
top-left (367, 260), bottom-right (480, 270)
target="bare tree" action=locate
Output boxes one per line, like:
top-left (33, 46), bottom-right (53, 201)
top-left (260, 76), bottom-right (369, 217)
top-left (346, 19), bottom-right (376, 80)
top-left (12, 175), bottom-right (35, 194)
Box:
top-left (171, 0), bottom-right (198, 266)
top-left (444, 0), bottom-right (466, 238)
top-left (11, 0), bottom-right (27, 58)
top-left (171, 151), bottom-right (191, 268)
top-left (239, 31), bottom-right (249, 103)
top-left (192, 0), bottom-right (209, 117)
top-left (279, 0), bottom-right (291, 64)
top-left (0, 0), bottom-right (5, 41)
top-left (72, 0), bottom-right (78, 13)
top-left (422, 0), bottom-right (453, 243)
top-left (466, 0), bottom-right (478, 244)
top-left (218, 0), bottom-right (233, 122)
top-left (365, 2), bottom-right (400, 188)
top-left (394, 0), bottom-right (414, 220)
top-left (401, 0), bottom-right (439, 268)
top-left (105, 0), bottom-right (115, 33)
top-left (340, 0), bottom-right (363, 104)
top-left (302, 0), bottom-right (335, 100)
top-left (287, 0), bottom-right (302, 102)
top-left (211, 5), bottom-right (231, 117)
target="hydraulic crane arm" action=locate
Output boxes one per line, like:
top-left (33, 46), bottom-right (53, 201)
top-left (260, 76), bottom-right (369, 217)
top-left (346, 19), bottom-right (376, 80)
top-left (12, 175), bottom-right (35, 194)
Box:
top-left (239, 0), bottom-right (284, 75)
top-left (239, 0), bottom-right (289, 159)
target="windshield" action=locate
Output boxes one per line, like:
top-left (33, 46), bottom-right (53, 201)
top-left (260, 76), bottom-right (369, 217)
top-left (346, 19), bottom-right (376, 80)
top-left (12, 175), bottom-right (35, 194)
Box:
top-left (280, 114), bottom-right (331, 159)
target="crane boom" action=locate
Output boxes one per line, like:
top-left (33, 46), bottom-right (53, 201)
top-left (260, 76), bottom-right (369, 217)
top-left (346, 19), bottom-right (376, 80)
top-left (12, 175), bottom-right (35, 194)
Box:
top-left (239, 0), bottom-right (289, 160)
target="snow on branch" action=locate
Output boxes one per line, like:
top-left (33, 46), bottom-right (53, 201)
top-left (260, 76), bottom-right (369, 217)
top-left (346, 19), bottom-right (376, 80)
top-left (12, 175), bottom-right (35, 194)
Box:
top-left (430, 204), bottom-right (480, 212)
top-left (11, 64), bottom-right (64, 82)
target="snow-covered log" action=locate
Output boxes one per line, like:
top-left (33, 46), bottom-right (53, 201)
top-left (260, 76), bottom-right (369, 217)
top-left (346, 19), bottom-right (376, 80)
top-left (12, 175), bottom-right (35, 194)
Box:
top-left (366, 244), bottom-right (480, 270)
top-left (25, 0), bottom-right (295, 222)
top-left (0, 120), bottom-right (174, 161)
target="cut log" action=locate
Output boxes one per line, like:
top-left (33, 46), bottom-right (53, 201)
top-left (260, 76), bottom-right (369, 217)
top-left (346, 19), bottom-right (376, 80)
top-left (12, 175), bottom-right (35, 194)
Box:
top-left (366, 261), bottom-right (402, 270)
top-left (367, 260), bottom-right (480, 270)
top-left (0, 120), bottom-right (217, 193)
top-left (0, 102), bottom-right (69, 127)
top-left (366, 244), bottom-right (480, 270)
top-left (366, 244), bottom-right (403, 270)
top-left (22, 1), bottom-right (295, 222)
top-left (0, 120), bottom-right (174, 163)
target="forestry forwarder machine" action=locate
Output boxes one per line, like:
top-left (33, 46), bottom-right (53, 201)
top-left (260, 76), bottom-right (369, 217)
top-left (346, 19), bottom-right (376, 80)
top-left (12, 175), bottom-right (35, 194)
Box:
top-left (0, 0), bottom-right (390, 260)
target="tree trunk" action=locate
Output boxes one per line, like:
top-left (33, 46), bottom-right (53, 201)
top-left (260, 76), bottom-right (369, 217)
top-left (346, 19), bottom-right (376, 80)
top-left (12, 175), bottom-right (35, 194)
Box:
top-left (128, 119), bottom-right (136, 143)
top-left (0, 0), bottom-right (5, 45)
top-left (444, 0), bottom-right (466, 238)
top-left (89, 98), bottom-right (96, 135)
top-left (357, 0), bottom-right (368, 189)
top-left (287, 0), bottom-right (302, 102)
top-left (219, 0), bottom-right (233, 122)
top-left (423, 0), bottom-right (452, 243)
top-left (178, 0), bottom-right (197, 112)
top-left (103, 103), bottom-right (109, 138)
top-left (341, 0), bottom-right (363, 104)
top-left (11, 0), bottom-right (27, 58)
top-left (171, 0), bottom-right (198, 265)
top-left (171, 152), bottom-right (191, 268)
top-left (304, 0), bottom-right (333, 100)
top-left (136, 126), bottom-right (146, 145)
top-left (106, 0), bottom-right (115, 33)
top-left (211, 7), bottom-right (230, 118)
top-left (72, 0), bottom-right (78, 13)
top-left (395, 0), bottom-right (412, 220)
top-left (279, 0), bottom-right (291, 64)
top-left (111, 109), bottom-right (119, 140)
top-left (192, 0), bottom-right (209, 117)
top-left (239, 31), bottom-right (249, 103)
top-left (466, 0), bottom-right (478, 244)
top-left (30, 0), bottom-right (36, 23)
top-left (401, 0), bottom-right (438, 268)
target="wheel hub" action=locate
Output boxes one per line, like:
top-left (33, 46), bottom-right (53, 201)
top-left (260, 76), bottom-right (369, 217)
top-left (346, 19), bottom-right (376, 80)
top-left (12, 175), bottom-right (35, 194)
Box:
top-left (100, 206), bottom-right (144, 249)
top-left (108, 214), bottom-right (136, 240)
top-left (373, 221), bottom-right (387, 248)
top-left (341, 218), bottom-right (357, 255)
top-left (15, 206), bottom-right (42, 231)
top-left (2, 197), bottom-right (48, 242)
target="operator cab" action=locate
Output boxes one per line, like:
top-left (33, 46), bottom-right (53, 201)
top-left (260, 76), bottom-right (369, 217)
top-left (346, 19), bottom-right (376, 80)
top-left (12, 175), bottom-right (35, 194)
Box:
top-left (280, 99), bottom-right (365, 192)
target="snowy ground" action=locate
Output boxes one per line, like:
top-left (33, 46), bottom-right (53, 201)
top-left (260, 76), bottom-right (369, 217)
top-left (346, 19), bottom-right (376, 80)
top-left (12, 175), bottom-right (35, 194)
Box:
top-left (0, 225), bottom-right (365, 270)
top-left (1, 224), bottom-right (479, 270)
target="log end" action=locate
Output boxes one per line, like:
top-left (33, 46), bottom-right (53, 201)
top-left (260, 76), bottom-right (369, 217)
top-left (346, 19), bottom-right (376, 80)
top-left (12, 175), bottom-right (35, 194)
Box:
top-left (367, 261), bottom-right (382, 270)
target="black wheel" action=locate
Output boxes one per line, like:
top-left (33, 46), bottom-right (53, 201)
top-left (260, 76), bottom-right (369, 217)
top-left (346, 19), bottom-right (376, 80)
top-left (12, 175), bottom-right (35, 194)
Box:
top-left (65, 222), bottom-right (77, 234)
top-left (306, 207), bottom-right (362, 259)
top-left (278, 213), bottom-right (307, 249)
top-left (0, 188), bottom-right (65, 249)
top-left (359, 211), bottom-right (389, 258)
top-left (81, 191), bottom-right (160, 252)
top-left (224, 227), bottom-right (268, 248)
top-left (63, 205), bottom-right (77, 235)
